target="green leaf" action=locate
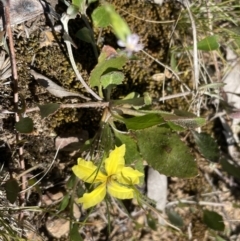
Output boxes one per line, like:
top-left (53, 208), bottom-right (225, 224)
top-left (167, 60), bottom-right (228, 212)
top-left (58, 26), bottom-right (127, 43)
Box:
top-left (38, 103), bottom-right (60, 118)
top-left (114, 132), bottom-right (141, 164)
top-left (15, 117), bottom-right (34, 133)
top-left (112, 97), bottom-right (145, 108)
top-left (88, 0), bottom-right (98, 3)
top-left (89, 55), bottom-right (127, 87)
top-left (105, 4), bottom-right (131, 41)
top-left (123, 92), bottom-right (140, 100)
top-left (172, 109), bottom-right (197, 118)
top-left (199, 83), bottom-right (225, 90)
top-left (5, 178), bottom-right (20, 204)
top-left (134, 126), bottom-right (198, 178)
top-left (124, 114), bottom-right (164, 130)
top-left (75, 27), bottom-right (94, 44)
top-left (28, 178), bottom-right (41, 196)
top-left (143, 92), bottom-right (152, 105)
top-left (197, 35), bottom-right (219, 51)
top-left (203, 210), bottom-right (225, 231)
top-left (167, 210), bottom-right (184, 227)
top-left (72, 0), bottom-right (82, 8)
top-left (70, 223), bottom-right (83, 241)
top-left (59, 195), bottom-right (70, 212)
top-left (161, 113), bottom-right (206, 130)
top-left (100, 71), bottom-right (124, 88)
top-left (66, 174), bottom-right (77, 189)
top-left (72, 0), bottom-right (85, 13)
top-left (220, 158), bottom-right (240, 179)
top-left (170, 52), bottom-right (178, 72)
top-left (100, 123), bottom-right (115, 156)
top-left (146, 213), bottom-right (157, 231)
top-left (192, 131), bottom-right (219, 162)
top-left (215, 236), bottom-right (227, 241)
top-left (92, 6), bottom-right (111, 28)
top-left (166, 122), bottom-right (185, 131)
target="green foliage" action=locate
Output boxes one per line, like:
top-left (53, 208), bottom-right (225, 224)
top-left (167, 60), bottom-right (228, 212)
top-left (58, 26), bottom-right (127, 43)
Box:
top-left (104, 4), bottom-right (131, 41)
top-left (70, 223), bottom-right (83, 241)
top-left (167, 209), bottom-right (184, 227)
top-left (199, 83), bottom-right (225, 90)
top-left (146, 213), bottom-right (157, 231)
top-left (89, 51), bottom-right (127, 88)
top-left (114, 132), bottom-right (144, 183)
top-left (161, 113), bottom-right (206, 130)
top-left (15, 117), bottom-right (33, 133)
top-left (203, 210), bottom-right (225, 231)
top-left (5, 178), bottom-right (19, 204)
top-left (67, 174), bottom-right (77, 189)
top-left (220, 158), bottom-right (240, 179)
top-left (192, 131), bottom-right (219, 162)
top-left (59, 195), bottom-right (70, 212)
top-left (100, 71), bottom-right (125, 88)
top-left (112, 96), bottom-right (145, 108)
top-left (197, 35), bottom-right (219, 51)
top-left (92, 6), bottom-right (111, 28)
top-left (71, 0), bottom-right (86, 14)
top-left (91, 4), bottom-right (131, 41)
top-left (75, 27), bottom-right (94, 44)
top-left (38, 103), bottom-right (60, 118)
top-left (114, 132), bottom-right (141, 165)
top-left (133, 126), bottom-right (198, 178)
top-left (123, 114), bottom-right (164, 130)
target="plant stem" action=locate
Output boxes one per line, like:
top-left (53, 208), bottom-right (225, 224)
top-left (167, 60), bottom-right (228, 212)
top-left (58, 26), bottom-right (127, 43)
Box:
top-left (61, 13), bottom-right (102, 101)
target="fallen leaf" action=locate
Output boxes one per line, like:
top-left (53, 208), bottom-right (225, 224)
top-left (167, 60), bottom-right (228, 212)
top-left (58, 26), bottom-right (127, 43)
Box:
top-left (30, 69), bottom-right (90, 100)
top-left (39, 30), bottom-right (55, 48)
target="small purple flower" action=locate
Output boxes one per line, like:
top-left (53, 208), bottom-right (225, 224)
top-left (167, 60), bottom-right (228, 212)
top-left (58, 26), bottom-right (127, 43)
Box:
top-left (117, 33), bottom-right (144, 56)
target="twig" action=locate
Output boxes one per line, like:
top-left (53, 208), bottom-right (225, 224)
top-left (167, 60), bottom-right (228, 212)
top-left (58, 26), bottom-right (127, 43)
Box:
top-left (141, 49), bottom-right (191, 93)
top-left (2, 0), bottom-right (26, 217)
top-left (159, 91), bottom-right (192, 101)
top-left (166, 199), bottom-right (228, 208)
top-left (1, 103), bottom-right (109, 115)
top-left (24, 102), bottom-right (109, 114)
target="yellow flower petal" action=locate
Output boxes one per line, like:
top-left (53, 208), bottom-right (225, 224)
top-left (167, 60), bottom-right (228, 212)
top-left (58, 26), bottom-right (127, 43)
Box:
top-left (78, 183), bottom-right (107, 209)
top-left (107, 180), bottom-right (134, 199)
top-left (105, 145), bottom-right (126, 176)
top-left (117, 167), bottom-right (144, 185)
top-left (72, 159), bottom-right (107, 183)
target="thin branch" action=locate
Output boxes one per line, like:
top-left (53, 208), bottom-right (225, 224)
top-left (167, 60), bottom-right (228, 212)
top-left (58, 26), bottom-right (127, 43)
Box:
top-left (24, 102), bottom-right (109, 114)
top-left (141, 49), bottom-right (191, 93)
top-left (3, 0), bottom-right (26, 214)
top-left (166, 200), bottom-right (228, 208)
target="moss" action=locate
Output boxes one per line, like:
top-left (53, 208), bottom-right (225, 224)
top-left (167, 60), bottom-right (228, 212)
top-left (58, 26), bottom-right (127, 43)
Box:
top-left (92, 0), bottom-right (192, 111)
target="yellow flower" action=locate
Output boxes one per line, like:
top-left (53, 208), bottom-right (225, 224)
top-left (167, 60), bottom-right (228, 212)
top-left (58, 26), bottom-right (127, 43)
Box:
top-left (72, 144), bottom-right (144, 209)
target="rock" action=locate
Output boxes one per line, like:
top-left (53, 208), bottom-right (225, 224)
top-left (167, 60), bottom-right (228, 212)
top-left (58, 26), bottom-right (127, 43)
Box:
top-left (55, 130), bottom-right (89, 153)
top-left (42, 191), bottom-right (64, 206)
top-left (147, 167), bottom-right (167, 224)
top-left (46, 218), bottom-right (70, 238)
